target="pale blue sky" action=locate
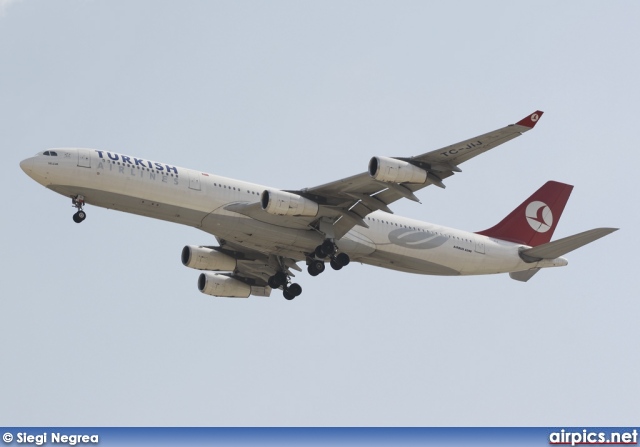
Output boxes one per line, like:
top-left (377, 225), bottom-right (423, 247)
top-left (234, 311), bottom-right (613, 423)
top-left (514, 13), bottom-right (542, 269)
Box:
top-left (1, 1), bottom-right (638, 425)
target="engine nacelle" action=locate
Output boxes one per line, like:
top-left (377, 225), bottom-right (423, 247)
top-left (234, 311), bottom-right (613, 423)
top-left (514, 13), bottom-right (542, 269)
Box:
top-left (261, 189), bottom-right (319, 217)
top-left (198, 272), bottom-right (251, 298)
top-left (368, 156), bottom-right (428, 184)
top-left (182, 245), bottom-right (237, 271)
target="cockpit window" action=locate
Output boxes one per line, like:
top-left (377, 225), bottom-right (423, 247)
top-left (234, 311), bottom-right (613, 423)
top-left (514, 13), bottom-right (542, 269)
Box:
top-left (43, 151), bottom-right (50, 156)
top-left (42, 151), bottom-right (58, 156)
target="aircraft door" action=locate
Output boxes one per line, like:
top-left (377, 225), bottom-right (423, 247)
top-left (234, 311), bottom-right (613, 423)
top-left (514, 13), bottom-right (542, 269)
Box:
top-left (475, 238), bottom-right (485, 254)
top-left (77, 149), bottom-right (91, 168)
top-left (189, 171), bottom-right (201, 191)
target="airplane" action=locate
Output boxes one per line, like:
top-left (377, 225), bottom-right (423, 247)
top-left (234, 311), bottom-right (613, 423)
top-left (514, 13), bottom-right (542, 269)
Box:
top-left (19, 111), bottom-right (617, 300)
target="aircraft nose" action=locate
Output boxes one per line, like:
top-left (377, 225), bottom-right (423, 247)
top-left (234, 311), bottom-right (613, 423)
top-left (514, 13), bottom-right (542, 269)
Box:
top-left (20, 157), bottom-right (33, 175)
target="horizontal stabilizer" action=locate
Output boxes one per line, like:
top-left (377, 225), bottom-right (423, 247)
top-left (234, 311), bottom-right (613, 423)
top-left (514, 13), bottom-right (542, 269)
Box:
top-left (519, 228), bottom-right (618, 262)
top-left (510, 268), bottom-right (540, 282)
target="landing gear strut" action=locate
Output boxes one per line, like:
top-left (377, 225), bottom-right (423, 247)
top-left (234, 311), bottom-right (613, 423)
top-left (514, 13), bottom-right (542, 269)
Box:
top-left (72, 195), bottom-right (86, 223)
top-left (268, 271), bottom-right (303, 300)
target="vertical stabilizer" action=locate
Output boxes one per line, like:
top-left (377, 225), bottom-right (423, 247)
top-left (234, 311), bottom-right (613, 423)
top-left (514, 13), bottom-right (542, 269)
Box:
top-left (476, 181), bottom-right (573, 246)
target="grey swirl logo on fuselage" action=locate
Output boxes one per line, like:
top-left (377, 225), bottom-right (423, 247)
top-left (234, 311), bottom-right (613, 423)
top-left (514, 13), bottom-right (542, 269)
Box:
top-left (388, 228), bottom-right (449, 250)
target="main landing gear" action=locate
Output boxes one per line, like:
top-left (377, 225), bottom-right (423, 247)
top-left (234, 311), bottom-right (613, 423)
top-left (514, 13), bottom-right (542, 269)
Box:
top-left (72, 195), bottom-right (86, 223)
top-left (274, 239), bottom-right (351, 300)
top-left (268, 271), bottom-right (303, 301)
top-left (307, 240), bottom-right (350, 276)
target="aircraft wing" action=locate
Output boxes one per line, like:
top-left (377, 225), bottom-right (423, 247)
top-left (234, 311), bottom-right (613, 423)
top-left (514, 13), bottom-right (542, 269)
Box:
top-left (287, 110), bottom-right (544, 239)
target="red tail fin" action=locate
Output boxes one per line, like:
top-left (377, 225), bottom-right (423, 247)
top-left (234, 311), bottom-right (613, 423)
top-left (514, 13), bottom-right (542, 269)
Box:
top-left (476, 181), bottom-right (574, 246)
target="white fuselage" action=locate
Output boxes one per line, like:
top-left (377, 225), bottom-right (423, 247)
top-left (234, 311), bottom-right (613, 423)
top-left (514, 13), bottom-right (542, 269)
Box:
top-left (19, 148), bottom-right (564, 277)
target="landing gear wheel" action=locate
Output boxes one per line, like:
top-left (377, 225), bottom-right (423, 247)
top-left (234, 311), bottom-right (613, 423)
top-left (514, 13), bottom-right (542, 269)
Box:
top-left (307, 259), bottom-right (325, 277)
top-left (72, 211), bottom-right (86, 223)
top-left (315, 240), bottom-right (337, 258)
top-left (274, 271), bottom-right (287, 285)
top-left (320, 239), bottom-right (336, 256)
top-left (335, 252), bottom-right (350, 267)
top-left (315, 245), bottom-right (327, 258)
top-left (330, 259), bottom-right (343, 270)
top-left (283, 283), bottom-right (302, 299)
top-left (287, 283), bottom-right (302, 297)
top-left (321, 240), bottom-right (336, 256)
top-left (268, 271), bottom-right (288, 289)
top-left (311, 260), bottom-right (325, 273)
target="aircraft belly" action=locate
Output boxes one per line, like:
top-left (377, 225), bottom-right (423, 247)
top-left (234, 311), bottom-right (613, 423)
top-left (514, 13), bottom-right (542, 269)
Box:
top-left (202, 214), bottom-right (322, 258)
top-left (358, 222), bottom-right (534, 276)
top-left (359, 250), bottom-right (460, 275)
top-left (47, 184), bottom-right (209, 227)
top-left (361, 229), bottom-right (462, 275)
top-left (200, 214), bottom-right (378, 261)
top-left (457, 239), bottom-right (530, 275)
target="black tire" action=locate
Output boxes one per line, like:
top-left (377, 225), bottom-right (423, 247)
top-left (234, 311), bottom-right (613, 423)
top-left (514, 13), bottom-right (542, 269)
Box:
top-left (336, 252), bottom-right (350, 267)
top-left (274, 271), bottom-right (287, 286)
top-left (72, 212), bottom-right (81, 223)
top-left (77, 210), bottom-right (86, 221)
top-left (315, 245), bottom-right (327, 258)
top-left (330, 259), bottom-right (342, 271)
top-left (283, 290), bottom-right (295, 300)
top-left (307, 265), bottom-right (319, 277)
top-left (321, 240), bottom-right (336, 256)
top-left (312, 260), bottom-right (325, 273)
top-left (268, 276), bottom-right (280, 289)
top-left (288, 283), bottom-right (302, 296)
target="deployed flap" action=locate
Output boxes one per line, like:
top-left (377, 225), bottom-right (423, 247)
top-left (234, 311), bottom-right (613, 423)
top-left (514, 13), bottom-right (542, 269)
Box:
top-left (519, 228), bottom-right (618, 262)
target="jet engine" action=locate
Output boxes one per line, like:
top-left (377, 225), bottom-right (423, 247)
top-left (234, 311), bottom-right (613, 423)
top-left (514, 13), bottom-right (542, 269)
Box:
top-left (198, 272), bottom-right (251, 298)
top-left (368, 156), bottom-right (427, 184)
top-left (182, 245), bottom-right (237, 271)
top-left (261, 189), bottom-right (319, 217)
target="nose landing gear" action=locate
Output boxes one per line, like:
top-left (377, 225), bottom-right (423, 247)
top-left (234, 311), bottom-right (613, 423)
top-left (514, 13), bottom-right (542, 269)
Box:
top-left (71, 195), bottom-right (86, 223)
